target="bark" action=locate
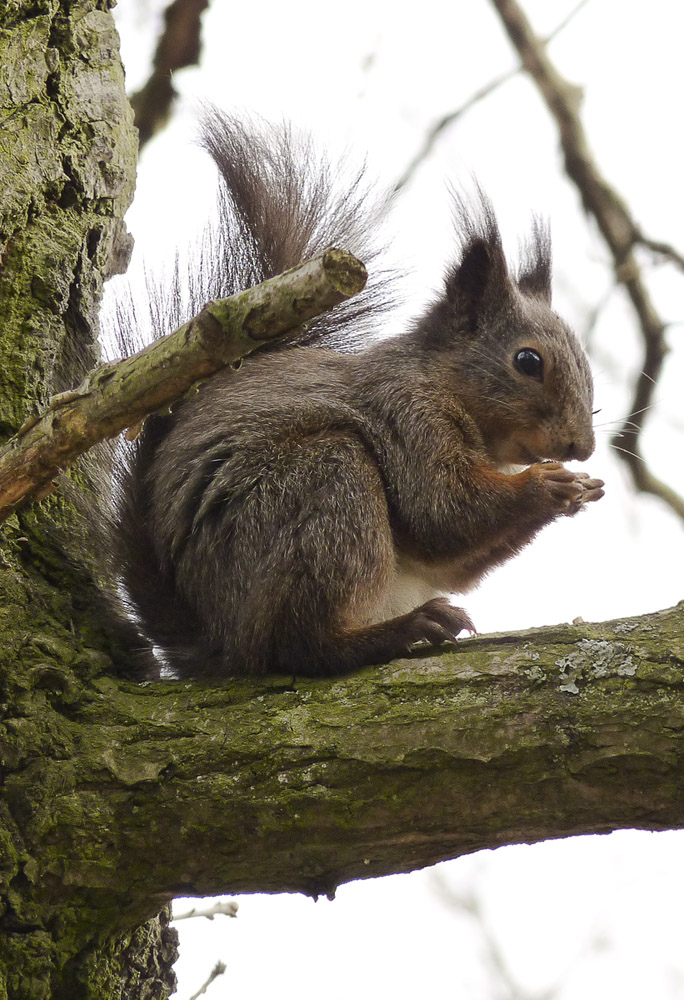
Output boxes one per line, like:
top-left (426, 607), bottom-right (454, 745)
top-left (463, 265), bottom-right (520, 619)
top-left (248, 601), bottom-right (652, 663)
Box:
top-left (2, 602), bottom-right (684, 997)
top-left (0, 1), bottom-right (173, 996)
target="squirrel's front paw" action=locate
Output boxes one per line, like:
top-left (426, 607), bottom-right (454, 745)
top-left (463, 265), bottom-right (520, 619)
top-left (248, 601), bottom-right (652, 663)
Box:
top-left (531, 462), bottom-right (605, 515)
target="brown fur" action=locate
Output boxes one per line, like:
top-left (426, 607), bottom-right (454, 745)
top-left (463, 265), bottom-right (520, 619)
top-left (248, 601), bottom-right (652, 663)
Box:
top-left (104, 113), bottom-right (603, 679)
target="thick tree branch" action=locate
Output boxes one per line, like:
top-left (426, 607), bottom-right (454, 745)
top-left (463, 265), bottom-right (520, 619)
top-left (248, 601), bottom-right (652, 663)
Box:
top-left (489, 0), bottom-right (684, 524)
top-left (0, 248), bottom-right (366, 521)
top-left (15, 602), bottom-right (684, 944)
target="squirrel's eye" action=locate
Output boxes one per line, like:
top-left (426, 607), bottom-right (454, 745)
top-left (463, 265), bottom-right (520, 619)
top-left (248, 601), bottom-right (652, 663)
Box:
top-left (514, 348), bottom-right (544, 382)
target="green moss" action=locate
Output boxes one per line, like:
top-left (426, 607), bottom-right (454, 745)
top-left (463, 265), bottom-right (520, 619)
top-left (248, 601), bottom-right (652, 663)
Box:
top-left (0, 2), bottom-right (142, 993)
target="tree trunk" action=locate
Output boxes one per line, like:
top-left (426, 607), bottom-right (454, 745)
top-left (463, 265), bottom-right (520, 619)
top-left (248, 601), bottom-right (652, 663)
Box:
top-left (0, 2), bottom-right (172, 996)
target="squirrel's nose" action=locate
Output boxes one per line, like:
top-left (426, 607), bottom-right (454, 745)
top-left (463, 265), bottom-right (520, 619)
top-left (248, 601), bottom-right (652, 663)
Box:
top-left (563, 434), bottom-right (594, 462)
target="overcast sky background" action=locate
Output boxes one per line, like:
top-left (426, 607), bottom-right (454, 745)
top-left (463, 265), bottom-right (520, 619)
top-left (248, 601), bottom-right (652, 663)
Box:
top-left (111, 1), bottom-right (684, 997)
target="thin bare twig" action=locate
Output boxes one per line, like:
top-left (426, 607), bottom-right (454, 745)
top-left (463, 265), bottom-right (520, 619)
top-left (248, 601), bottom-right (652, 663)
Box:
top-left (187, 961), bottom-right (227, 1000)
top-left (0, 249), bottom-right (366, 522)
top-left (433, 875), bottom-right (552, 999)
top-left (392, 68), bottom-right (517, 197)
top-left (173, 900), bottom-right (238, 921)
top-left (131, 0), bottom-right (209, 148)
top-left (635, 233), bottom-right (684, 272)
top-left (488, 0), bottom-right (684, 523)
top-left (392, 0), bottom-right (590, 196)
top-left (432, 870), bottom-right (604, 1000)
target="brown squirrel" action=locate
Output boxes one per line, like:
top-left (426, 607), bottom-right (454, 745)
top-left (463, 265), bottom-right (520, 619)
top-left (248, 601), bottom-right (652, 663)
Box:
top-left (104, 111), bottom-right (604, 679)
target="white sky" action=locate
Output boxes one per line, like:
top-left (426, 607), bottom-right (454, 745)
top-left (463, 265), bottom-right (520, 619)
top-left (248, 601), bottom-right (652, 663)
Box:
top-left (111, 1), bottom-right (684, 996)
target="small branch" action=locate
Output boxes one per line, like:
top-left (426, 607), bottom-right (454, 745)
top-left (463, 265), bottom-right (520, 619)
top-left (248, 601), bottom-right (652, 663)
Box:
top-left (619, 454), bottom-right (684, 522)
top-left (0, 248), bottom-right (366, 522)
top-left (433, 875), bottom-right (557, 1000)
top-left (433, 870), bottom-right (602, 1000)
top-left (488, 0), bottom-right (684, 524)
top-left (187, 961), bottom-right (227, 1000)
top-left (392, 67), bottom-right (517, 197)
top-left (130, 0), bottom-right (209, 148)
top-left (392, 0), bottom-right (589, 197)
top-left (173, 900), bottom-right (238, 921)
top-left (635, 232), bottom-right (684, 272)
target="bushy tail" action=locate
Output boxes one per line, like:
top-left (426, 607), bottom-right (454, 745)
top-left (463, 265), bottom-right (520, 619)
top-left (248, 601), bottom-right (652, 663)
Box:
top-left (123, 109), bottom-right (391, 354)
top-left (92, 112), bottom-right (392, 676)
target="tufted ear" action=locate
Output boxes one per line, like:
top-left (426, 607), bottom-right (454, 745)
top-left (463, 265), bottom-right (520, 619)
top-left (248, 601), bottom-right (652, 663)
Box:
top-left (452, 236), bottom-right (507, 304)
top-left (445, 191), bottom-right (512, 328)
top-left (516, 216), bottom-right (552, 302)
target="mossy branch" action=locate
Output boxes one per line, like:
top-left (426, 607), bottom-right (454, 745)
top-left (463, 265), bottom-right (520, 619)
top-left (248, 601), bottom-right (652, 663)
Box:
top-left (14, 602), bottom-right (684, 928)
top-left (0, 248), bottom-right (366, 522)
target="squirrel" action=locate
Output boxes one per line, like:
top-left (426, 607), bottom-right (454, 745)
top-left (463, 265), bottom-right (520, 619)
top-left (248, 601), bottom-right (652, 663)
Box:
top-left (100, 110), bottom-right (604, 679)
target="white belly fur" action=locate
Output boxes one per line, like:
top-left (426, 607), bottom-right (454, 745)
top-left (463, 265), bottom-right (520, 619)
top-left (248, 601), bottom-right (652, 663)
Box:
top-left (368, 552), bottom-right (469, 624)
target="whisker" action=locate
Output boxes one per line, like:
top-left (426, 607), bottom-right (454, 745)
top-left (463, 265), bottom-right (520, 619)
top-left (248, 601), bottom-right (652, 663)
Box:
top-left (593, 402), bottom-right (660, 432)
top-left (610, 443), bottom-right (645, 463)
top-left (612, 431), bottom-right (640, 442)
top-left (620, 403), bottom-right (658, 420)
top-left (594, 419), bottom-right (641, 433)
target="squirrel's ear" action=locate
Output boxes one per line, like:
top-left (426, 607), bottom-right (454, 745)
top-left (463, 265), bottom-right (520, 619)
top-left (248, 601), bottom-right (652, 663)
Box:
top-left (445, 233), bottom-right (511, 328)
top-left (450, 237), bottom-right (507, 304)
top-left (445, 191), bottom-right (511, 321)
top-left (516, 217), bottom-right (552, 303)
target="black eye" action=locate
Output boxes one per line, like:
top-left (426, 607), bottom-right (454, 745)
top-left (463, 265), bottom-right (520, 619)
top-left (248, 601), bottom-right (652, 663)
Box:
top-left (514, 348), bottom-right (544, 382)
